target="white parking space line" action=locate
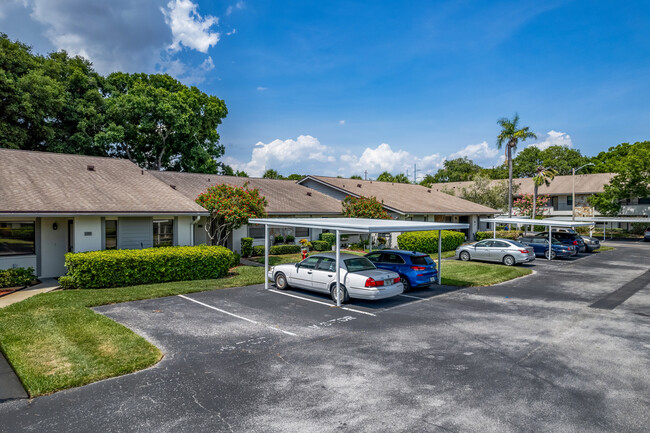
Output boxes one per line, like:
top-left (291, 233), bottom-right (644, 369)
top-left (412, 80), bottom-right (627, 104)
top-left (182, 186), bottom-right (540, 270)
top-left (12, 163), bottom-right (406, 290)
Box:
top-left (268, 289), bottom-right (377, 317)
top-left (178, 294), bottom-right (298, 337)
top-left (398, 294), bottom-right (426, 300)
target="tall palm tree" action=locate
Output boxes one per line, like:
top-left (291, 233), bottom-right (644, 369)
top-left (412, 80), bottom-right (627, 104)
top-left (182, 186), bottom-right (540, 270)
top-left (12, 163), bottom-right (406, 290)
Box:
top-left (496, 114), bottom-right (537, 218)
top-left (532, 166), bottom-right (557, 219)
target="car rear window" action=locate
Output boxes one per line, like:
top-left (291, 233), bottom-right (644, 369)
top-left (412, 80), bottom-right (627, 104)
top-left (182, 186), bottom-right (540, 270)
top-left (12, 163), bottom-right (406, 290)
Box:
top-left (344, 257), bottom-right (376, 272)
top-left (411, 255), bottom-right (434, 265)
top-left (508, 241), bottom-right (527, 248)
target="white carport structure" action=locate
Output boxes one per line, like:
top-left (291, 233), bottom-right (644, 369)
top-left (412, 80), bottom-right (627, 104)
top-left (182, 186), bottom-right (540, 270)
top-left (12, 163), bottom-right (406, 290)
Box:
top-left (559, 217), bottom-right (650, 240)
top-left (248, 218), bottom-right (469, 307)
top-left (482, 217), bottom-right (593, 261)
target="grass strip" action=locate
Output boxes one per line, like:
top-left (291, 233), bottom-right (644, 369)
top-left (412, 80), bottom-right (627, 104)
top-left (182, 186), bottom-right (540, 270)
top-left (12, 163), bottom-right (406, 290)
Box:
top-left (438, 260), bottom-right (532, 286)
top-left (0, 266), bottom-right (264, 397)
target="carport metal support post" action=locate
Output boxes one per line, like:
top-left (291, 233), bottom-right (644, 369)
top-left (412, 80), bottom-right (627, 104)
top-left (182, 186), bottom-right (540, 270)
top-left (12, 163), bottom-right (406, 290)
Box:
top-left (438, 229), bottom-right (442, 285)
top-left (603, 222), bottom-right (606, 241)
top-left (493, 221), bottom-right (496, 239)
top-left (335, 229), bottom-right (341, 307)
top-left (264, 224), bottom-right (269, 290)
top-left (548, 225), bottom-right (552, 261)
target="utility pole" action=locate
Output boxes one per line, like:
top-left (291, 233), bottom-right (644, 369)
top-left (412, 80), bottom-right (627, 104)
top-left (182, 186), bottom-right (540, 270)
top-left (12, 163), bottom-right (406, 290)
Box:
top-left (364, 170), bottom-right (367, 180)
top-left (413, 164), bottom-right (417, 184)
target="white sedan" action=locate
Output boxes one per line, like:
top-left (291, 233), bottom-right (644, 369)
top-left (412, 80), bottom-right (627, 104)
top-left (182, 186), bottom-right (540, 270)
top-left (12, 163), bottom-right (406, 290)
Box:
top-left (268, 252), bottom-right (404, 303)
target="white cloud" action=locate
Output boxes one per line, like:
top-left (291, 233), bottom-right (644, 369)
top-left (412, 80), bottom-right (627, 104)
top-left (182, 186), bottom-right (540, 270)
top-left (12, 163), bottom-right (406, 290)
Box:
top-left (339, 143), bottom-right (443, 178)
top-left (256, 86), bottom-right (268, 91)
top-left (448, 141), bottom-right (498, 161)
top-left (227, 135), bottom-right (334, 177)
top-left (200, 56), bottom-right (214, 71)
top-left (339, 120), bottom-right (345, 125)
top-left (162, 0), bottom-right (219, 53)
top-left (226, 1), bottom-right (244, 16)
top-left (526, 130), bottom-right (573, 150)
top-left (226, 28), bottom-right (237, 36)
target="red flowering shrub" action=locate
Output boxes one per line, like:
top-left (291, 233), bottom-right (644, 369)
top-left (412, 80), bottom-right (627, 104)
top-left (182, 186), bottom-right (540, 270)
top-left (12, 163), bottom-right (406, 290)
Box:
top-left (342, 196), bottom-right (391, 219)
top-left (196, 184), bottom-right (267, 246)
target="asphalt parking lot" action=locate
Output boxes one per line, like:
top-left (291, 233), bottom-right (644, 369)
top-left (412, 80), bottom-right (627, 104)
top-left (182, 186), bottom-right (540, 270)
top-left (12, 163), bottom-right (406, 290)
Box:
top-left (1, 241), bottom-right (648, 432)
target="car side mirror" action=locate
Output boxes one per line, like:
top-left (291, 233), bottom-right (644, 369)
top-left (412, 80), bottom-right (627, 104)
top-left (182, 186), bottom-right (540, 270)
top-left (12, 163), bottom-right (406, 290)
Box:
top-left (295, 263), bottom-right (300, 268)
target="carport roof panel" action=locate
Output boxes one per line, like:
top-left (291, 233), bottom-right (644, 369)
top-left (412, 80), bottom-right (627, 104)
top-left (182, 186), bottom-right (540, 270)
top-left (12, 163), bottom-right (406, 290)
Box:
top-left (562, 217), bottom-right (650, 223)
top-left (248, 217), bottom-right (469, 233)
top-left (482, 217), bottom-right (593, 227)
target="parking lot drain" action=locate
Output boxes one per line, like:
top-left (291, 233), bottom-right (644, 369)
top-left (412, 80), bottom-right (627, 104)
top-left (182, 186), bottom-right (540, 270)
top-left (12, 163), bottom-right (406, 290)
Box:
top-left (589, 270), bottom-right (650, 310)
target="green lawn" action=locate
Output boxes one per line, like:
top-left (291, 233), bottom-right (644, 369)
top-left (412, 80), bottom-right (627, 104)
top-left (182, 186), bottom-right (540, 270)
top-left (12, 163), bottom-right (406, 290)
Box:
top-left (0, 266), bottom-right (264, 397)
top-left (438, 260), bottom-right (532, 286)
top-left (594, 245), bottom-right (616, 252)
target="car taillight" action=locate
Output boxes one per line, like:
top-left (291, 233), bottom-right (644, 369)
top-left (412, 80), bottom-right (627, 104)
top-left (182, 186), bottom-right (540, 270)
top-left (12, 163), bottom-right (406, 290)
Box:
top-left (519, 249), bottom-right (529, 253)
top-left (573, 240), bottom-right (578, 245)
top-left (411, 266), bottom-right (426, 270)
top-left (365, 277), bottom-right (385, 287)
top-left (393, 277), bottom-right (400, 284)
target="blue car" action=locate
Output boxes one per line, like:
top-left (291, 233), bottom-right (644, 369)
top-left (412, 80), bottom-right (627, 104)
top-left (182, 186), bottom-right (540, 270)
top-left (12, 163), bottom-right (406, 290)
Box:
top-left (519, 236), bottom-right (575, 259)
top-left (365, 250), bottom-right (437, 291)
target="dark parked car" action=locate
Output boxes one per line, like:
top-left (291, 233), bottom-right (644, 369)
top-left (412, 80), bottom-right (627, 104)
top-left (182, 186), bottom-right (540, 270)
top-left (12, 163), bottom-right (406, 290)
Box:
top-left (365, 250), bottom-right (437, 291)
top-left (519, 236), bottom-right (575, 259)
top-left (538, 230), bottom-right (586, 253)
top-left (644, 227), bottom-right (650, 242)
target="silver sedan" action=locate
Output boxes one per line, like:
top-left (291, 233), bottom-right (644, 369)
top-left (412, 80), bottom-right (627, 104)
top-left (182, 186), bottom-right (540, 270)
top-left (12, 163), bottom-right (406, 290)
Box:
top-left (455, 238), bottom-right (536, 266)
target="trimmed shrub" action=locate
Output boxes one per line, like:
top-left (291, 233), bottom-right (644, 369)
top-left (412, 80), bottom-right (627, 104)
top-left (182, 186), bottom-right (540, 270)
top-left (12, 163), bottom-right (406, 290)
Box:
top-left (397, 230), bottom-right (465, 253)
top-left (321, 233), bottom-right (336, 248)
top-left (241, 237), bottom-right (253, 257)
top-left (252, 245), bottom-right (266, 256)
top-left (285, 235), bottom-right (295, 243)
top-left (270, 244), bottom-right (301, 255)
top-left (62, 245), bottom-right (234, 289)
top-left (475, 230), bottom-right (523, 241)
top-left (0, 267), bottom-right (36, 288)
top-left (274, 235), bottom-right (284, 244)
top-left (312, 240), bottom-right (330, 251)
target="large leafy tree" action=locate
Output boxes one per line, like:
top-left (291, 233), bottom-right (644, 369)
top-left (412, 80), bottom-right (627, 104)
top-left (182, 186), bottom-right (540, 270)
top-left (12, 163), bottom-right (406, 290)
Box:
top-left (532, 166), bottom-right (557, 218)
top-left (196, 184), bottom-right (267, 246)
top-left (590, 141), bottom-right (647, 173)
top-left (262, 169), bottom-right (282, 179)
top-left (589, 141), bottom-right (650, 215)
top-left (431, 157), bottom-right (482, 183)
top-left (376, 171), bottom-right (410, 183)
top-left (512, 145), bottom-right (590, 177)
top-left (496, 114), bottom-right (537, 218)
top-left (342, 196), bottom-right (391, 219)
top-left (103, 72), bottom-right (227, 172)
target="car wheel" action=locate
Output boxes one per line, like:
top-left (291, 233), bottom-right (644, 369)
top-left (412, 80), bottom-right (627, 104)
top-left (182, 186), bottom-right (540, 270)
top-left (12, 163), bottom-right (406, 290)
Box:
top-left (544, 250), bottom-right (557, 260)
top-left (400, 276), bottom-right (411, 292)
top-left (274, 272), bottom-right (289, 290)
top-left (459, 251), bottom-right (471, 261)
top-left (330, 284), bottom-right (350, 304)
top-left (502, 255), bottom-right (516, 266)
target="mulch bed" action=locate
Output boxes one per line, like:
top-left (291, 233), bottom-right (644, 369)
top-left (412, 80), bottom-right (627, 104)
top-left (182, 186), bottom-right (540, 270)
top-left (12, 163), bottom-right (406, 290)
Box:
top-left (0, 286), bottom-right (26, 298)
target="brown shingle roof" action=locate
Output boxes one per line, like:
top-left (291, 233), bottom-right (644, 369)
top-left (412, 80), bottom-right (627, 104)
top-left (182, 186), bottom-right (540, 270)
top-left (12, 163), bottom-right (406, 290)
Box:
top-left (0, 149), bottom-right (208, 215)
top-left (427, 173), bottom-right (616, 196)
top-left (301, 176), bottom-right (499, 215)
top-left (149, 171), bottom-right (343, 215)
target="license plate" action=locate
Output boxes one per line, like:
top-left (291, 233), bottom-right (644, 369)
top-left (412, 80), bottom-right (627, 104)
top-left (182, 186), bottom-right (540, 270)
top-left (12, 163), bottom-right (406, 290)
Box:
top-left (429, 277), bottom-right (436, 282)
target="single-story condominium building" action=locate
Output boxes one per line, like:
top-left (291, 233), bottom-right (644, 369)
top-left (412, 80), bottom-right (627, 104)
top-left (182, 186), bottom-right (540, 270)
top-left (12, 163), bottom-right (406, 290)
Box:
top-left (297, 175), bottom-right (499, 239)
top-left (149, 171), bottom-right (344, 252)
top-left (0, 149), bottom-right (208, 277)
top-left (428, 173), bottom-right (649, 226)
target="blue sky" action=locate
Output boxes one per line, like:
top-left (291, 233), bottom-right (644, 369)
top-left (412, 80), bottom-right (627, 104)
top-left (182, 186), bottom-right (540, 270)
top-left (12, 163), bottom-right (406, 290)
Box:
top-left (2, 0), bottom-right (649, 178)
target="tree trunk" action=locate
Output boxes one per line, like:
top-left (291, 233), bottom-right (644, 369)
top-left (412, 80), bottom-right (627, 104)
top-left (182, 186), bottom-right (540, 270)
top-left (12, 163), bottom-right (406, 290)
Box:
top-left (508, 145), bottom-right (513, 219)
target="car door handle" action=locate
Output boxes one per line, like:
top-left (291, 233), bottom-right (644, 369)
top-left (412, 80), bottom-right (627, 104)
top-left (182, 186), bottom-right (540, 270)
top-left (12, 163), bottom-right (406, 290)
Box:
top-left (327, 274), bottom-right (333, 277)
top-left (307, 271), bottom-right (312, 274)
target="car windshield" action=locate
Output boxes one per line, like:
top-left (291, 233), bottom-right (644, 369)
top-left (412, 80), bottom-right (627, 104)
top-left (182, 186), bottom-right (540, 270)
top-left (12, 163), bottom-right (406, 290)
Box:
top-left (534, 237), bottom-right (561, 244)
top-left (344, 257), bottom-right (376, 272)
top-left (411, 255), bottom-right (434, 265)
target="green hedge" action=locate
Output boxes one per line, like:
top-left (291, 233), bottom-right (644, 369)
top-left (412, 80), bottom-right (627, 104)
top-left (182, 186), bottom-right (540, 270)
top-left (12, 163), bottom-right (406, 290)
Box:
top-left (61, 245), bottom-right (234, 289)
top-left (0, 267), bottom-right (36, 288)
top-left (312, 240), bottom-right (330, 251)
top-left (251, 244), bottom-right (302, 256)
top-left (252, 245), bottom-right (265, 256)
top-left (241, 237), bottom-right (253, 257)
top-left (321, 233), bottom-right (336, 248)
top-left (397, 230), bottom-right (465, 253)
top-left (475, 230), bottom-right (523, 241)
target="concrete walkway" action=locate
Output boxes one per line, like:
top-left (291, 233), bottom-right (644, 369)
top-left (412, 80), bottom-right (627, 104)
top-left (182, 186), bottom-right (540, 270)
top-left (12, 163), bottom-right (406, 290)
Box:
top-left (0, 278), bottom-right (60, 309)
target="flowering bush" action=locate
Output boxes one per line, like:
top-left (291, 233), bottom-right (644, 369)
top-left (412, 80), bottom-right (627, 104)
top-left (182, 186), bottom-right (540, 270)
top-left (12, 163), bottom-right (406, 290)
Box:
top-left (513, 193), bottom-right (550, 218)
top-left (342, 196), bottom-right (391, 219)
top-left (196, 184), bottom-right (267, 246)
